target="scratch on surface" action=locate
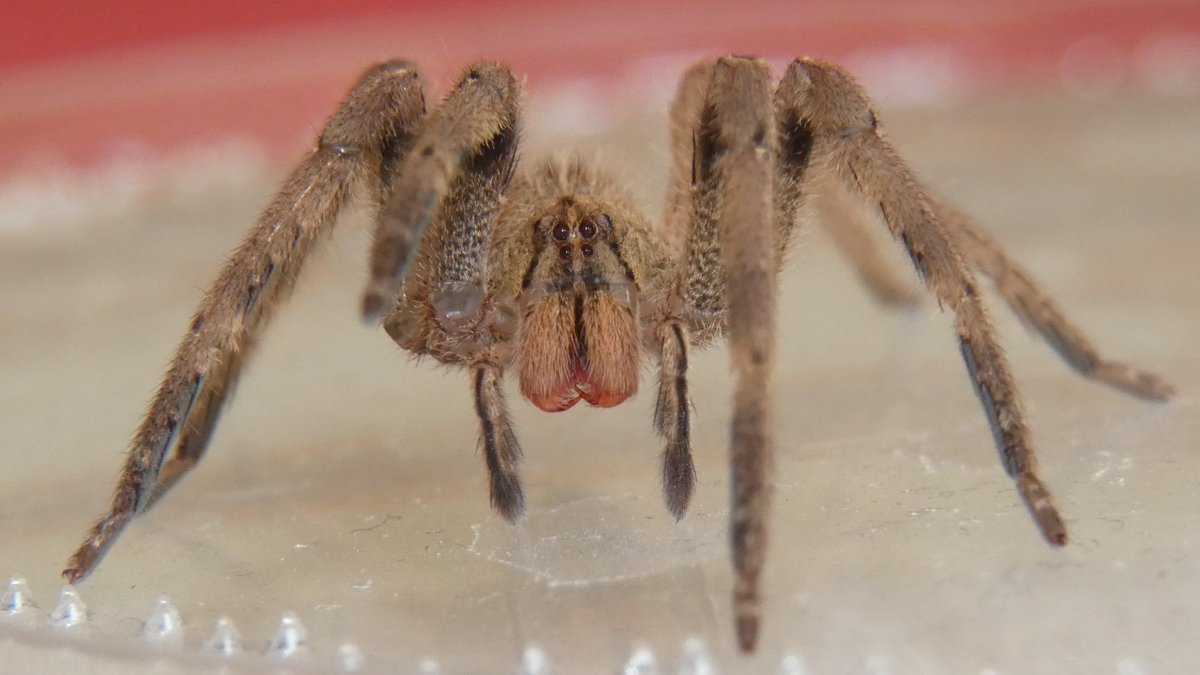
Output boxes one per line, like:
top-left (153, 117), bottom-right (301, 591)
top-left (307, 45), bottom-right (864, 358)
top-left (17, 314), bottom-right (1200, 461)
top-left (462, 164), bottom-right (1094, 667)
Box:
top-left (465, 494), bottom-right (724, 589)
top-left (466, 515), bottom-right (661, 589)
top-left (1090, 451), bottom-right (1133, 483)
top-left (349, 513), bottom-right (403, 534)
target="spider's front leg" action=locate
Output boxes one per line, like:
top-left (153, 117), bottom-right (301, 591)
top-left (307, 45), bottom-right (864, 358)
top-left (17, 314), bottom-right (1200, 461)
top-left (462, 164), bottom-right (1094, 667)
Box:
top-left (365, 62), bottom-right (526, 520)
top-left (706, 60), bottom-right (782, 655)
top-left (664, 56), bottom-right (806, 653)
top-left (362, 62), bottom-right (521, 324)
top-left (64, 61), bottom-right (428, 582)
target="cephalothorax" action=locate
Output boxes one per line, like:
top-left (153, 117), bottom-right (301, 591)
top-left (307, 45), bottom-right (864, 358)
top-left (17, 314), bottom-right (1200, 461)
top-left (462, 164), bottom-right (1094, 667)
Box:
top-left (64, 56), bottom-right (1172, 652)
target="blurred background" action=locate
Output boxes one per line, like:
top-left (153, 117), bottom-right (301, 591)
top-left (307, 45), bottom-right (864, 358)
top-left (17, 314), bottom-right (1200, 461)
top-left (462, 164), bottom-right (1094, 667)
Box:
top-left (5, 0), bottom-right (1200, 187)
top-left (1, 1), bottom-right (1198, 673)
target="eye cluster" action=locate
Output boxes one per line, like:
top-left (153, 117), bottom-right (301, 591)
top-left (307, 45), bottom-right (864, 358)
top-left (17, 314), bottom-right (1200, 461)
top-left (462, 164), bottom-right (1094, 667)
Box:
top-left (550, 214), bottom-right (610, 260)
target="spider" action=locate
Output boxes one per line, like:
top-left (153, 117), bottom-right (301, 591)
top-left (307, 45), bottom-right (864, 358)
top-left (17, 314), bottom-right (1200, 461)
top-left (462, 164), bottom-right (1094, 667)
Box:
top-left (63, 56), bottom-right (1172, 653)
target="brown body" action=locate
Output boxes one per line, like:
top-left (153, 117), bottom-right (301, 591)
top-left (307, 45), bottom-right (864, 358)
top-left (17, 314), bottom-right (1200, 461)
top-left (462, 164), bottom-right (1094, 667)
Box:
top-left (64, 57), bottom-right (1172, 653)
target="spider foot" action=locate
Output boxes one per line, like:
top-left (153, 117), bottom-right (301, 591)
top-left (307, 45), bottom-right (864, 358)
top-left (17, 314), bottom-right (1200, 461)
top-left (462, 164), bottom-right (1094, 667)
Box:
top-left (662, 450), bottom-right (695, 520)
top-left (736, 612), bottom-right (759, 653)
top-left (489, 474), bottom-right (525, 523)
top-left (1017, 473), bottom-right (1067, 546)
top-left (1094, 362), bottom-right (1175, 402)
top-left (62, 513), bottom-right (129, 583)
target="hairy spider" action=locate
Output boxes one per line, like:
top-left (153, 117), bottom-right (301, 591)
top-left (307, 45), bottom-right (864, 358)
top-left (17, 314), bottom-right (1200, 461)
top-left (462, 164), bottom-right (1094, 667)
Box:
top-left (64, 56), bottom-right (1172, 652)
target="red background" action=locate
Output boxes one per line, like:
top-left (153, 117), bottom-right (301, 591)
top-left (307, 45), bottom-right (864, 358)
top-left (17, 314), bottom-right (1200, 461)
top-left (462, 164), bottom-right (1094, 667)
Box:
top-left (2, 0), bottom-right (1198, 176)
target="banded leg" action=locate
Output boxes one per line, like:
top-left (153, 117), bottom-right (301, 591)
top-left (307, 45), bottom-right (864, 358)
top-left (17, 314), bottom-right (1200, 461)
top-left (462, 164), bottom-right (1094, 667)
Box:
top-left (781, 58), bottom-right (1067, 546)
top-left (472, 357), bottom-right (524, 520)
top-left (707, 57), bottom-right (780, 654)
top-left (932, 196), bottom-right (1173, 400)
top-left (666, 56), bottom-right (782, 653)
top-left (63, 61), bottom-right (427, 582)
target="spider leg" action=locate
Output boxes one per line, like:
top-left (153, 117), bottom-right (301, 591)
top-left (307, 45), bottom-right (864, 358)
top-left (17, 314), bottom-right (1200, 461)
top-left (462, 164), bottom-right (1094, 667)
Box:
top-left (361, 62), bottom-right (521, 324)
top-left (817, 178), bottom-right (922, 306)
top-left (775, 68), bottom-right (919, 308)
top-left (713, 57), bottom-right (782, 655)
top-left (671, 56), bottom-right (781, 653)
top-left (369, 62), bottom-right (524, 518)
top-left (781, 58), bottom-right (1067, 546)
top-left (932, 196), bottom-right (1174, 400)
top-left (652, 60), bottom-right (715, 519)
top-left (662, 61), bottom-right (714, 251)
top-left (653, 319), bottom-right (695, 518)
top-left (63, 61), bottom-right (427, 583)
top-left (472, 355), bottom-right (524, 520)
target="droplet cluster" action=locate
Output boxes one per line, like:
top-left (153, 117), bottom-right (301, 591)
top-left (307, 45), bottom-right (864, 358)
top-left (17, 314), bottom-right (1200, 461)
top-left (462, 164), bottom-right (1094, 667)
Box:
top-left (2, 574), bottom-right (837, 672)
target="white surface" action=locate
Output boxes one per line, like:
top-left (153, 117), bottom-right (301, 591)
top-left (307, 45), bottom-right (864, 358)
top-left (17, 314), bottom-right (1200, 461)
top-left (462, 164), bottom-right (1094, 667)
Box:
top-left (1, 91), bottom-right (1197, 673)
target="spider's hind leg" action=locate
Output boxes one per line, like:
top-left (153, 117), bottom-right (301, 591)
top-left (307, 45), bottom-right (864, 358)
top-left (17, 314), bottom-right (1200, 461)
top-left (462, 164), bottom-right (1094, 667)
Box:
top-left (777, 57), bottom-right (1068, 546)
top-left (933, 196), bottom-right (1174, 401)
top-left (817, 178), bottom-right (923, 307)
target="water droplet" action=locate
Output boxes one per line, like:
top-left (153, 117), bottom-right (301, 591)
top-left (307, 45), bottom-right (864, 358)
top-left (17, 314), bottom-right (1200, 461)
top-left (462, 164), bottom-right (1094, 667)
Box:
top-left (204, 616), bottom-right (242, 656)
top-left (265, 612), bottom-right (309, 657)
top-left (679, 638), bottom-right (715, 675)
top-left (1, 576), bottom-right (35, 614)
top-left (141, 596), bottom-right (183, 644)
top-left (520, 645), bottom-right (548, 674)
top-left (47, 586), bottom-right (87, 629)
top-left (327, 642), bottom-right (363, 671)
top-left (781, 654), bottom-right (811, 675)
top-left (623, 645), bottom-right (658, 675)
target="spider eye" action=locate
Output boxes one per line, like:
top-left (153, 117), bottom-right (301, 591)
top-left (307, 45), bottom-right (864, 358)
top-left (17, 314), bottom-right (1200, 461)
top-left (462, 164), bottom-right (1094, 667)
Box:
top-left (552, 222), bottom-right (570, 242)
top-left (579, 219), bottom-right (597, 240)
top-left (558, 245), bottom-right (572, 260)
top-left (581, 243), bottom-right (594, 257)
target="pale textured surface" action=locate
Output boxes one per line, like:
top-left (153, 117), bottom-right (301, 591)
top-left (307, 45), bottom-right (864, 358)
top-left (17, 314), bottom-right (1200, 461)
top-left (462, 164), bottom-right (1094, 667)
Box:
top-left (0, 92), bottom-right (1197, 674)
